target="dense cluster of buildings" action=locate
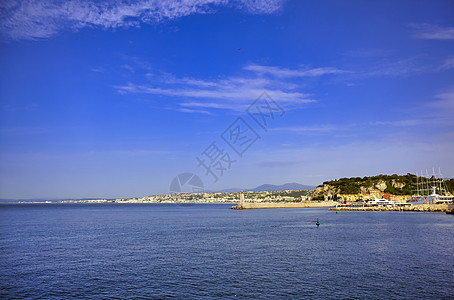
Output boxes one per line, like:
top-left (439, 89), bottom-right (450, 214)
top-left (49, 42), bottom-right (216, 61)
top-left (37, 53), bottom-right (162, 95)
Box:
top-left (61, 190), bottom-right (313, 204)
top-left (110, 190), bottom-right (313, 204)
top-left (338, 189), bottom-right (411, 203)
top-left (59, 189), bottom-right (417, 205)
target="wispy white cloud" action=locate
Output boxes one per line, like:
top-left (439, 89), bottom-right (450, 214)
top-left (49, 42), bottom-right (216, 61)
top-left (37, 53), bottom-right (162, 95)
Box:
top-left (176, 107), bottom-right (212, 115)
top-left (368, 91), bottom-right (454, 128)
top-left (0, 0), bottom-right (285, 40)
top-left (115, 63), bottom-right (330, 112)
top-left (430, 91), bottom-right (454, 111)
top-left (409, 23), bottom-right (454, 40)
top-left (86, 149), bottom-right (176, 156)
top-left (116, 80), bottom-right (315, 112)
top-left (247, 137), bottom-right (454, 181)
top-left (121, 64), bottom-right (135, 73)
top-left (370, 120), bottom-right (429, 127)
top-left (439, 56), bottom-right (454, 71)
top-left (342, 50), bottom-right (449, 79)
top-left (271, 125), bottom-right (342, 135)
top-left (363, 57), bottom-right (429, 78)
top-left (234, 0), bottom-right (284, 14)
top-left (113, 61), bottom-right (354, 113)
top-left (244, 64), bottom-right (347, 78)
top-left (180, 101), bottom-right (253, 112)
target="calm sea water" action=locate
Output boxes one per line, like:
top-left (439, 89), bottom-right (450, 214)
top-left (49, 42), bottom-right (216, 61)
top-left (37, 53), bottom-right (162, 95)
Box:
top-left (1, 204), bottom-right (453, 299)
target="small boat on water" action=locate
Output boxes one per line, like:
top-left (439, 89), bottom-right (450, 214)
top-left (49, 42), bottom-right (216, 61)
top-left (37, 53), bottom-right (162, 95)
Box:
top-left (366, 196), bottom-right (396, 207)
top-left (427, 186), bottom-right (454, 204)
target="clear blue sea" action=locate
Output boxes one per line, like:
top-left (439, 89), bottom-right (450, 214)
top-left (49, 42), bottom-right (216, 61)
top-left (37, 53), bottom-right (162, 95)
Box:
top-left (1, 204), bottom-right (453, 299)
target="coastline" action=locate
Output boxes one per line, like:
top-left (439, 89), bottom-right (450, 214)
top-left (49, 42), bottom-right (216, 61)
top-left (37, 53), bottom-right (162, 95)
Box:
top-left (329, 203), bottom-right (449, 213)
top-left (2, 201), bottom-right (452, 214)
top-left (230, 201), bottom-right (338, 210)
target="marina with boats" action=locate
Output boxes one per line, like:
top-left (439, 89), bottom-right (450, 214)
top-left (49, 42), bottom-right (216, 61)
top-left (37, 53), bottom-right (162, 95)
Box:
top-left (409, 168), bottom-right (454, 204)
top-left (332, 168), bottom-right (454, 214)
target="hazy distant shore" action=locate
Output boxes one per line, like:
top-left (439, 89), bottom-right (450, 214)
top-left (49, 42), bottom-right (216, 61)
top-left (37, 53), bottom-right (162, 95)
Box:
top-left (1, 189), bottom-right (314, 205)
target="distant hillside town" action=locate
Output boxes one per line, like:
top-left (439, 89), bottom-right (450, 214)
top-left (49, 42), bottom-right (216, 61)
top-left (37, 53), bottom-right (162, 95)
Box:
top-left (14, 173), bottom-right (453, 205)
top-left (59, 190), bottom-right (314, 204)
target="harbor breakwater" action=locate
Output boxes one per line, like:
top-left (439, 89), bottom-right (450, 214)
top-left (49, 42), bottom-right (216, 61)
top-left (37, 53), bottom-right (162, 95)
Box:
top-left (329, 203), bottom-right (450, 213)
top-left (230, 201), bottom-right (338, 210)
top-left (230, 202), bottom-right (454, 213)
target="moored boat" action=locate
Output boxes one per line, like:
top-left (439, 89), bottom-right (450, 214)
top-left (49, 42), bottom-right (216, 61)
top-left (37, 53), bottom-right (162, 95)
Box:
top-left (410, 168), bottom-right (454, 205)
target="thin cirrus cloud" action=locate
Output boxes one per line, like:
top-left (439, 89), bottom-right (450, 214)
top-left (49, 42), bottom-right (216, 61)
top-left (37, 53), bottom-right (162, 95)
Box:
top-left (358, 56), bottom-right (429, 78)
top-left (370, 91), bottom-right (454, 127)
top-left (431, 91), bottom-right (454, 111)
top-left (439, 56), bottom-right (454, 71)
top-left (0, 0), bottom-right (285, 40)
top-left (270, 125), bottom-right (342, 134)
top-left (244, 64), bottom-right (347, 77)
top-left (116, 79), bottom-right (315, 112)
top-left (114, 63), bottom-right (349, 112)
top-left (369, 120), bottom-right (430, 127)
top-left (409, 23), bottom-right (454, 40)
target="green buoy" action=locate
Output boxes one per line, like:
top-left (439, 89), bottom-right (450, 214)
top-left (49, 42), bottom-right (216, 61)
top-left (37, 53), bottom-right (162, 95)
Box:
top-left (316, 218), bottom-right (320, 227)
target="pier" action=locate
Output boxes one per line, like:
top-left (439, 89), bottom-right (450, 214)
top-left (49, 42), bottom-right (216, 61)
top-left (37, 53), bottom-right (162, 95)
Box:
top-left (329, 203), bottom-right (449, 213)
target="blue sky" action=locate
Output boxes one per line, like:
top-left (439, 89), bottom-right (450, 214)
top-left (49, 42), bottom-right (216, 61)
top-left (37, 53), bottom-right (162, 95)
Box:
top-left (1, 0), bottom-right (453, 199)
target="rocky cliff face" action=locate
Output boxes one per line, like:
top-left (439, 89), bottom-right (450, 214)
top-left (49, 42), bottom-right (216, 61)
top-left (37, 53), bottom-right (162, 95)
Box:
top-left (374, 180), bottom-right (387, 191)
top-left (314, 180), bottom-right (390, 200)
top-left (391, 179), bottom-right (405, 189)
top-left (312, 174), bottom-right (417, 200)
top-left (312, 184), bottom-right (340, 201)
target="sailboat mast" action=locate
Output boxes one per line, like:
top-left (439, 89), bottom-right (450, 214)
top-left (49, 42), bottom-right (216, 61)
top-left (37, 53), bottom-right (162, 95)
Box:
top-left (425, 169), bottom-right (430, 196)
top-left (415, 170), bottom-right (419, 195)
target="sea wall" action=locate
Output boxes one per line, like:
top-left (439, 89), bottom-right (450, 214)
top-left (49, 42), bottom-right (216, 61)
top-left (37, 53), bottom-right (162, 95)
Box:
top-left (329, 204), bottom-right (449, 213)
top-left (230, 201), bottom-right (338, 210)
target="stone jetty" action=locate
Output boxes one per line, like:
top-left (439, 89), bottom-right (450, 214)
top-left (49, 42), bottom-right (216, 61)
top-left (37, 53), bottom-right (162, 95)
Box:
top-left (329, 203), bottom-right (449, 213)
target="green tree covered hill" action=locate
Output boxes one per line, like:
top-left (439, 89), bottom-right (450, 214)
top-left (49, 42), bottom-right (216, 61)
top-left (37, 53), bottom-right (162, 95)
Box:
top-left (313, 173), bottom-right (454, 200)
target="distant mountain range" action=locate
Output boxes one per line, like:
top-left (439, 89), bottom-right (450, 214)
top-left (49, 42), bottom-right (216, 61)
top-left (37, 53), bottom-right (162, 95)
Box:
top-left (216, 183), bottom-right (315, 193)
